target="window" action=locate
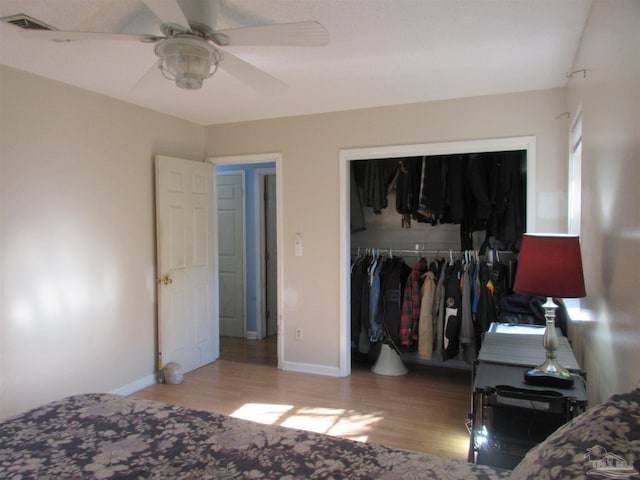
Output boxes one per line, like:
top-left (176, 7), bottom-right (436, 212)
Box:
top-left (568, 108), bottom-right (582, 235)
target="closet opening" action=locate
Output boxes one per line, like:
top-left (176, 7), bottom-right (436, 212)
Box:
top-left (338, 137), bottom-right (537, 377)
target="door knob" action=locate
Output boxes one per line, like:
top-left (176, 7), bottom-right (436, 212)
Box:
top-left (158, 275), bottom-right (173, 285)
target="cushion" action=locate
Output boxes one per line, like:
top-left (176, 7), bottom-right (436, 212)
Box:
top-left (511, 387), bottom-right (640, 479)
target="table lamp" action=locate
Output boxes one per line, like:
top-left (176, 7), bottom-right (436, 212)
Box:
top-left (513, 234), bottom-right (586, 387)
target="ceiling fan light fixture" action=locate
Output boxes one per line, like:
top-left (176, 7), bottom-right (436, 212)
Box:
top-left (154, 37), bottom-right (222, 90)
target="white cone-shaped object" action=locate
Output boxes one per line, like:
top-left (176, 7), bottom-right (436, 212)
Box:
top-left (372, 343), bottom-right (408, 376)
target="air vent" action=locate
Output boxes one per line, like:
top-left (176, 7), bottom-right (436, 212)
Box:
top-left (0, 13), bottom-right (56, 31)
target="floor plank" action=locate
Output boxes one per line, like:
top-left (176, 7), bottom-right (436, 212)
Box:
top-left (130, 337), bottom-right (472, 461)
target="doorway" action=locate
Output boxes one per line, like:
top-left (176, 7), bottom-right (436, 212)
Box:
top-left (210, 153), bottom-right (283, 368)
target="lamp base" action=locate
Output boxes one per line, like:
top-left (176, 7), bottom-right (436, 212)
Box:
top-left (524, 368), bottom-right (574, 388)
top-left (522, 297), bottom-right (575, 388)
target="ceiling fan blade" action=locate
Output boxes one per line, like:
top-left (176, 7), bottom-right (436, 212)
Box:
top-left (215, 21), bottom-right (329, 47)
top-left (177, 0), bottom-right (220, 32)
top-left (131, 59), bottom-right (165, 92)
top-left (220, 51), bottom-right (288, 96)
top-left (18, 29), bottom-right (159, 43)
top-left (143, 0), bottom-right (190, 31)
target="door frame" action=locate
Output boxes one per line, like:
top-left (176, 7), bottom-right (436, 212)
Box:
top-left (255, 167), bottom-right (277, 340)
top-left (338, 136), bottom-right (537, 377)
top-left (216, 170), bottom-right (248, 338)
top-left (208, 153), bottom-right (284, 368)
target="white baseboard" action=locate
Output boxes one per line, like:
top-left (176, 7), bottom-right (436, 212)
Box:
top-left (109, 362), bottom-right (342, 397)
top-left (246, 331), bottom-right (258, 340)
top-left (281, 360), bottom-right (342, 377)
top-left (109, 373), bottom-right (157, 396)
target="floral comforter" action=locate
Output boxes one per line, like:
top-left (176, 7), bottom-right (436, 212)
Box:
top-left (0, 393), bottom-right (509, 479)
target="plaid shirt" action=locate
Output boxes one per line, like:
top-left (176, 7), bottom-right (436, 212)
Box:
top-left (400, 258), bottom-right (429, 346)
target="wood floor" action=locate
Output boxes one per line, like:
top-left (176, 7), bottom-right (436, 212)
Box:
top-left (130, 337), bottom-right (473, 461)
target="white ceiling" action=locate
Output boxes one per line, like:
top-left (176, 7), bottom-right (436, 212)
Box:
top-left (0, 0), bottom-right (592, 126)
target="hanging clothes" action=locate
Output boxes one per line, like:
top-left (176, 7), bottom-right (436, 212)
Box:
top-left (432, 259), bottom-right (448, 362)
top-left (459, 262), bottom-right (477, 363)
top-left (418, 267), bottom-right (437, 360)
top-left (356, 151), bottom-right (526, 252)
top-left (380, 257), bottom-right (412, 348)
top-left (352, 248), bottom-right (516, 366)
top-left (363, 161), bottom-right (389, 214)
top-left (475, 260), bottom-right (497, 339)
top-left (443, 155), bottom-right (467, 224)
top-left (357, 159), bottom-right (399, 215)
top-left (368, 256), bottom-right (384, 343)
top-left (486, 151), bottom-right (527, 251)
top-left (395, 158), bottom-right (422, 228)
top-left (417, 156), bottom-right (446, 224)
top-left (350, 255), bottom-right (366, 349)
top-left (351, 253), bottom-right (375, 354)
top-left (473, 254), bottom-right (513, 351)
top-left (466, 154), bottom-right (493, 223)
top-left (443, 260), bottom-right (463, 360)
top-left (399, 257), bottom-right (429, 347)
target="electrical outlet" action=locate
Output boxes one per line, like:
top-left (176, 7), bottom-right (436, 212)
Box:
top-left (295, 327), bottom-right (303, 340)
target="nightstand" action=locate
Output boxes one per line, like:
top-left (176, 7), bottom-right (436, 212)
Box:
top-left (468, 326), bottom-right (587, 469)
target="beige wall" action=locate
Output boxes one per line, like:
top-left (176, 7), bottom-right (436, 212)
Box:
top-left (565, 0), bottom-right (640, 404)
top-left (205, 88), bottom-right (569, 374)
top-left (2, 0), bottom-right (635, 419)
top-left (0, 67), bottom-right (204, 419)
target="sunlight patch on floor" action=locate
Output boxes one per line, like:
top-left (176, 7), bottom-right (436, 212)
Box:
top-left (230, 403), bottom-right (294, 424)
top-left (230, 403), bottom-right (385, 441)
top-left (280, 406), bottom-right (346, 432)
top-left (325, 410), bottom-right (384, 442)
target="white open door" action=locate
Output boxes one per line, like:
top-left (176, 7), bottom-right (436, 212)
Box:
top-left (155, 155), bottom-right (218, 373)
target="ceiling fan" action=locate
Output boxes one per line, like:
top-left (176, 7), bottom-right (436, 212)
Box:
top-left (1, 0), bottom-right (329, 93)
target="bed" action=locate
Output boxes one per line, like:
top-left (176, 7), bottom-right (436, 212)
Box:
top-left (1, 387), bottom-right (639, 479)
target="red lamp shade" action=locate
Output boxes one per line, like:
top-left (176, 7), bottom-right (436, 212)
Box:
top-left (514, 234), bottom-right (586, 298)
